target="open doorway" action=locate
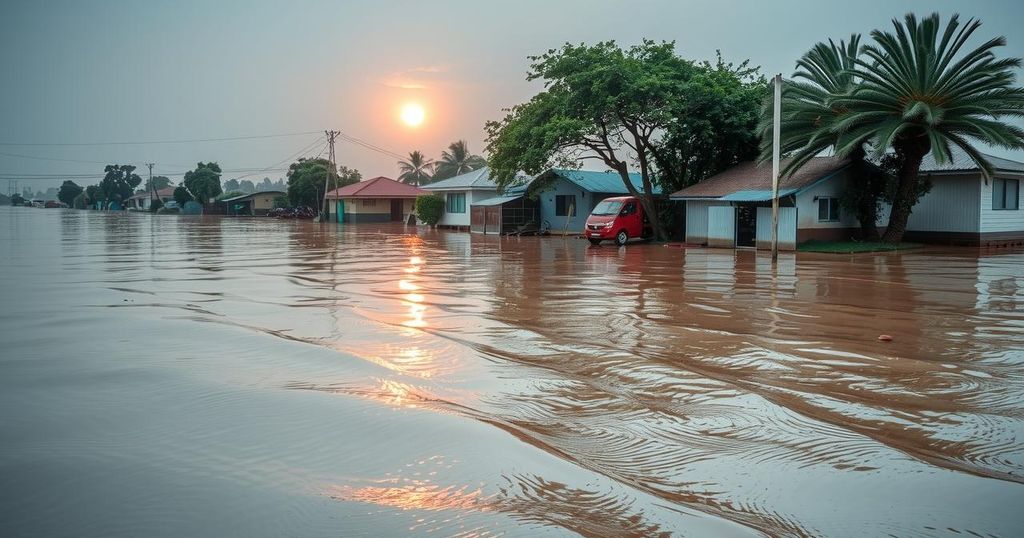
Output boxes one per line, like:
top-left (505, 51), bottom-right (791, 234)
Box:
top-left (736, 205), bottom-right (756, 247)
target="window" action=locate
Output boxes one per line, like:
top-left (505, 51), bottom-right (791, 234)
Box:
top-left (363, 199), bottom-right (377, 207)
top-left (446, 192), bottom-right (466, 213)
top-left (993, 178), bottom-right (1019, 210)
top-left (590, 200), bottom-right (622, 216)
top-left (817, 197), bottom-right (840, 222)
top-left (555, 195), bottom-right (576, 217)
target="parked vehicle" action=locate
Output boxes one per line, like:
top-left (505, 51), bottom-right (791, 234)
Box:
top-left (31, 199), bottom-right (45, 208)
top-left (269, 206), bottom-right (315, 219)
top-left (44, 200), bottom-right (66, 208)
top-left (584, 196), bottom-right (652, 246)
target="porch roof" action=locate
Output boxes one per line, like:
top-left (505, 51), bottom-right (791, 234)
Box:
top-left (472, 194), bottom-right (523, 207)
top-left (719, 188), bottom-right (799, 202)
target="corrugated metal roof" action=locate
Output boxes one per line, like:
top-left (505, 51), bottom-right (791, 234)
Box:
top-left (918, 147), bottom-right (1024, 174)
top-left (471, 194), bottom-right (522, 207)
top-left (326, 176), bottom-right (427, 198)
top-left (719, 189), bottom-right (798, 202)
top-left (543, 169), bottom-right (662, 194)
top-left (421, 168), bottom-right (497, 190)
top-left (670, 156), bottom-right (849, 200)
top-left (220, 190), bottom-right (285, 203)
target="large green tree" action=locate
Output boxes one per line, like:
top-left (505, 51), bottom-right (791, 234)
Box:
top-left (57, 180), bottom-right (83, 206)
top-left (652, 55), bottom-right (766, 193)
top-left (778, 13), bottom-right (1024, 243)
top-left (397, 150), bottom-right (435, 185)
top-left (145, 175), bottom-right (172, 191)
top-left (286, 158), bottom-right (361, 207)
top-left (183, 162), bottom-right (223, 204)
top-left (488, 40), bottom-right (743, 240)
top-left (98, 164), bottom-right (142, 207)
top-left (433, 140), bottom-right (486, 180)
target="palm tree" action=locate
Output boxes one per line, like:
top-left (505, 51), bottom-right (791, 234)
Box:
top-left (433, 140), bottom-right (487, 180)
top-left (397, 150), bottom-right (434, 186)
top-left (832, 13), bottom-right (1024, 242)
top-left (759, 36), bottom-right (886, 240)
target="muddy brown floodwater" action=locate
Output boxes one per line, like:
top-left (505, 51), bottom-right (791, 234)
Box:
top-left (1, 206), bottom-right (1023, 537)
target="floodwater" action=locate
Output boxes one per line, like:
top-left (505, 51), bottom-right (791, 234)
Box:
top-left (1, 206), bottom-right (1023, 538)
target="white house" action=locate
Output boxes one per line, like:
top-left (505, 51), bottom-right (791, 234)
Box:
top-left (420, 168), bottom-right (501, 230)
top-left (671, 150), bottom-right (1024, 249)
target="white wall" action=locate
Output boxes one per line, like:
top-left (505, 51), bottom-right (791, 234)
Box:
top-left (980, 175), bottom-right (1024, 233)
top-left (435, 188), bottom-right (496, 227)
top-left (707, 206), bottom-right (736, 248)
top-left (795, 173), bottom-right (858, 230)
top-left (685, 200), bottom-right (730, 244)
top-left (756, 207), bottom-right (797, 250)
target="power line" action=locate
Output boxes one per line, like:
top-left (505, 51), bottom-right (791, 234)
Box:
top-left (0, 130), bottom-right (323, 147)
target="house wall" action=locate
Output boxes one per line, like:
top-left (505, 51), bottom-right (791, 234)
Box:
top-left (433, 189), bottom-right (496, 228)
top-left (756, 207), bottom-right (797, 250)
top-left (249, 194), bottom-right (279, 211)
top-left (537, 178), bottom-right (613, 234)
top-left (795, 172), bottom-right (859, 231)
top-left (685, 200), bottom-right (730, 244)
top-left (980, 174), bottom-right (1023, 234)
top-left (335, 197), bottom-right (415, 223)
top-left (707, 206), bottom-right (736, 248)
top-left (899, 174), bottom-right (982, 233)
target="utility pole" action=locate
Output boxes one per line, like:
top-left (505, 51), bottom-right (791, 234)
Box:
top-left (321, 130), bottom-right (340, 223)
top-left (770, 73), bottom-right (782, 265)
top-left (147, 163), bottom-right (156, 210)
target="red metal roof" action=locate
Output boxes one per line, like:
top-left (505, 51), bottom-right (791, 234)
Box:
top-left (326, 176), bottom-right (427, 199)
top-left (670, 156), bottom-right (850, 199)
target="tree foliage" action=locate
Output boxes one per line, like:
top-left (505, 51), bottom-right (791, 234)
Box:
top-left (98, 165), bottom-right (142, 207)
top-left (57, 180), bottom-right (83, 206)
top-left (433, 140), bottom-right (486, 180)
top-left (487, 40), bottom-right (760, 239)
top-left (414, 195), bottom-right (446, 226)
top-left (173, 186), bottom-right (192, 206)
top-left (286, 158), bottom-right (361, 208)
top-left (145, 175), bottom-right (172, 191)
top-left (398, 150), bottom-right (435, 185)
top-left (183, 162), bottom-right (223, 204)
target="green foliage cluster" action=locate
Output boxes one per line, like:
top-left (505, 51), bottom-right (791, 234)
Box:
top-left (97, 164), bottom-right (142, 206)
top-left (286, 158), bottom-right (361, 208)
top-left (173, 186), bottom-right (192, 207)
top-left (414, 195), bottom-right (446, 226)
top-left (145, 175), bottom-right (172, 191)
top-left (183, 162), bottom-right (223, 204)
top-left (57, 180), bottom-right (83, 206)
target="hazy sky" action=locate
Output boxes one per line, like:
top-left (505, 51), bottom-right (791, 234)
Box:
top-left (2, 0), bottom-right (1023, 192)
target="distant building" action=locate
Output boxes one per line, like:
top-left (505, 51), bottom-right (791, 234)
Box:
top-left (126, 187), bottom-right (176, 211)
top-left (325, 176), bottom-right (426, 223)
top-left (220, 191), bottom-right (285, 216)
top-left (530, 169), bottom-right (661, 235)
top-left (420, 168), bottom-right (501, 231)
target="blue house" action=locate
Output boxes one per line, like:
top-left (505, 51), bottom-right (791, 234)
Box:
top-left (530, 169), bottom-right (662, 234)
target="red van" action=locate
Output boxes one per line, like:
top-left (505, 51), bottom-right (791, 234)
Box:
top-left (584, 196), bottom-right (652, 246)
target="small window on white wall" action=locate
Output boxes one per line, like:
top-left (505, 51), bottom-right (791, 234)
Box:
top-left (993, 178), bottom-right (1019, 210)
top-left (817, 197), bottom-right (840, 222)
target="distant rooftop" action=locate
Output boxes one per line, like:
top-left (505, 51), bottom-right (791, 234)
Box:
top-left (326, 176), bottom-right (427, 198)
top-left (539, 168), bottom-right (662, 194)
top-left (918, 147), bottom-right (1024, 174)
top-left (421, 167), bottom-right (497, 190)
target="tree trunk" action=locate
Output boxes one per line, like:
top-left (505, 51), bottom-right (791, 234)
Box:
top-left (881, 141), bottom-right (929, 243)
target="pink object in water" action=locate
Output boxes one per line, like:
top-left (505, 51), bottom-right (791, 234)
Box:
top-left (878, 334), bottom-right (893, 342)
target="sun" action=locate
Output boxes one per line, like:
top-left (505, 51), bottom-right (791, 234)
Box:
top-left (400, 103), bottom-right (425, 127)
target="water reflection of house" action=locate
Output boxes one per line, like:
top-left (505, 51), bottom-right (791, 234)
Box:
top-left (126, 187), bottom-right (176, 210)
top-left (325, 176), bottom-right (425, 224)
top-left (671, 150), bottom-right (1024, 248)
top-left (220, 191), bottom-right (284, 216)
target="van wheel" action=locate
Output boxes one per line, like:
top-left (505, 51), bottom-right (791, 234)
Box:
top-left (615, 230), bottom-right (629, 246)
top-left (588, 238), bottom-right (602, 246)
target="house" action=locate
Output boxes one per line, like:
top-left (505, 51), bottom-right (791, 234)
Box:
top-left (894, 148), bottom-right (1023, 246)
top-left (530, 169), bottom-right (662, 234)
top-left (420, 168), bottom-right (500, 230)
top-left (469, 184), bottom-right (541, 234)
top-left (671, 150), bottom-right (1024, 249)
top-left (670, 156), bottom-right (853, 250)
top-left (325, 176), bottom-right (426, 223)
top-left (126, 187), bottom-right (176, 210)
top-left (220, 190), bottom-right (285, 216)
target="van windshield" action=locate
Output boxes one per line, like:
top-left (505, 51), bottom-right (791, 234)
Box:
top-left (591, 200), bottom-right (623, 216)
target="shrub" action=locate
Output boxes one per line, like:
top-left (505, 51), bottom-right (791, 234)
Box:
top-left (415, 194), bottom-right (445, 226)
top-left (173, 186), bottom-right (192, 207)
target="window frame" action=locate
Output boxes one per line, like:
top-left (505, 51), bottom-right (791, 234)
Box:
top-left (993, 178), bottom-right (1020, 211)
top-left (817, 197), bottom-right (841, 222)
top-left (555, 194), bottom-right (577, 217)
top-left (446, 192), bottom-right (466, 214)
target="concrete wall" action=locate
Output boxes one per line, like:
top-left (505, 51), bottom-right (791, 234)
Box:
top-left (795, 172), bottom-right (859, 231)
top-left (537, 178), bottom-right (614, 234)
top-left (435, 189), bottom-right (496, 227)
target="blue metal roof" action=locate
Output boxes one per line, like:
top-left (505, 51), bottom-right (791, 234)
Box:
top-left (546, 169), bottom-right (662, 194)
top-left (719, 189), bottom-right (798, 202)
top-left (472, 194), bottom-right (523, 206)
top-left (421, 168), bottom-right (498, 190)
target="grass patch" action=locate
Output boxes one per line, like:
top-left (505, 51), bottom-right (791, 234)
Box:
top-left (797, 240), bottom-right (923, 253)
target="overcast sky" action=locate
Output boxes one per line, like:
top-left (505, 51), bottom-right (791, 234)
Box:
top-left (2, 0), bottom-right (1023, 192)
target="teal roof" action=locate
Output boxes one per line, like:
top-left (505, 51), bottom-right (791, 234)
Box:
top-left (472, 194), bottom-right (523, 206)
top-left (720, 189), bottom-right (798, 202)
top-left (544, 169), bottom-right (662, 194)
top-left (421, 168), bottom-right (498, 190)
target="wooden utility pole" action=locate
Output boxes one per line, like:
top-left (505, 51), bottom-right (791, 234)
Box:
top-left (147, 163), bottom-right (156, 210)
top-left (770, 73), bottom-right (782, 264)
top-left (321, 130), bottom-right (340, 223)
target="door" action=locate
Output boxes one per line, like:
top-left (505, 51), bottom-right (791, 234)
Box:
top-left (390, 199), bottom-right (403, 221)
top-left (336, 199), bottom-right (344, 223)
top-left (736, 205), bottom-right (756, 247)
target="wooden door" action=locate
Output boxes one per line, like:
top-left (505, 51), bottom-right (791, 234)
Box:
top-left (390, 199), bottom-right (403, 221)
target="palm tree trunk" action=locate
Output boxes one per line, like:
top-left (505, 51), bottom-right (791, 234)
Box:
top-left (881, 143), bottom-right (928, 243)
